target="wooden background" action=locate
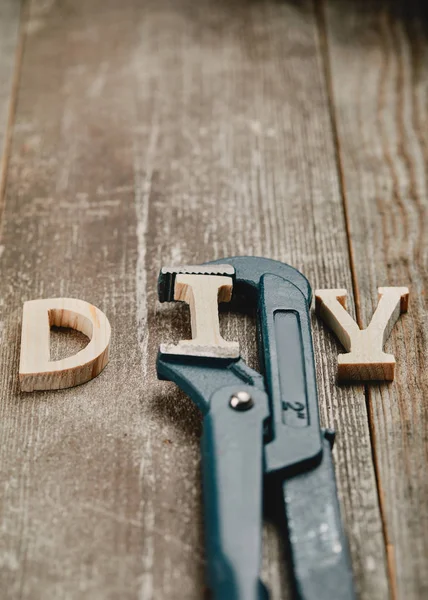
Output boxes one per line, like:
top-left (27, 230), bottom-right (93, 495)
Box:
top-left (0, 0), bottom-right (427, 598)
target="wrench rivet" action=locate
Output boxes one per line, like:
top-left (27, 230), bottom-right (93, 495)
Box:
top-left (229, 391), bottom-right (254, 411)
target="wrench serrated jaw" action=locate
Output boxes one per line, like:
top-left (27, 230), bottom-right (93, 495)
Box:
top-left (158, 264), bottom-right (235, 302)
top-left (159, 342), bottom-right (240, 359)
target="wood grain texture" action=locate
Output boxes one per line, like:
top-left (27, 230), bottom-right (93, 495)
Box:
top-left (322, 0), bottom-right (428, 598)
top-left (0, 0), bottom-right (389, 598)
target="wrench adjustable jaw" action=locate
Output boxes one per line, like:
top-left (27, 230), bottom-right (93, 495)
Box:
top-left (157, 257), bottom-right (355, 600)
top-left (207, 257), bottom-right (322, 475)
top-left (257, 273), bottom-right (322, 474)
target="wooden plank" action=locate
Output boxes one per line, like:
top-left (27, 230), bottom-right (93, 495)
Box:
top-left (0, 0), bottom-right (388, 598)
top-left (0, 0), bottom-right (22, 204)
top-left (322, 1), bottom-right (428, 598)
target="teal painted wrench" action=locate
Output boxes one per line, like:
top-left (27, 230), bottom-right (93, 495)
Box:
top-left (157, 257), bottom-right (355, 600)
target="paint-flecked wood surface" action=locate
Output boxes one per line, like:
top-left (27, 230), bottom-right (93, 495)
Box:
top-left (0, 0), bottom-right (425, 599)
top-left (0, 0), bottom-right (21, 203)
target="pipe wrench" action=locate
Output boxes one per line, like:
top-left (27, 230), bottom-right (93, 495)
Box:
top-left (157, 256), bottom-right (356, 600)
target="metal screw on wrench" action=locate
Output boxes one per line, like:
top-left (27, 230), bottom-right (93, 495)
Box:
top-left (229, 391), bottom-right (254, 411)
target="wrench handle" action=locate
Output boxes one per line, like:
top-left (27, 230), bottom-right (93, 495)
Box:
top-left (201, 385), bottom-right (269, 600)
top-left (282, 437), bottom-right (356, 600)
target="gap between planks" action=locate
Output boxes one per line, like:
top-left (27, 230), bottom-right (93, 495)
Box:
top-left (315, 1), bottom-right (396, 598)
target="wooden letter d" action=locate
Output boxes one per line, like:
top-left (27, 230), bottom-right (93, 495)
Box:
top-left (19, 298), bottom-right (111, 392)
